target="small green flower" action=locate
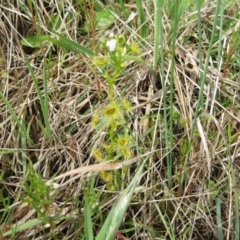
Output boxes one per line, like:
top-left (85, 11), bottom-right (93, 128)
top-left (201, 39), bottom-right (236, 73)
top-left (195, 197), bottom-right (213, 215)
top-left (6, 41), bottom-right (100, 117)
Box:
top-left (91, 113), bottom-right (100, 128)
top-left (130, 41), bottom-right (141, 55)
top-left (122, 166), bottom-right (129, 175)
top-left (115, 135), bottom-right (132, 158)
top-left (117, 46), bottom-right (126, 55)
top-left (102, 144), bottom-right (111, 149)
top-left (93, 56), bottom-right (108, 66)
top-left (103, 102), bottom-right (121, 120)
top-left (107, 183), bottom-right (115, 191)
top-left (117, 136), bottom-right (130, 148)
top-left (122, 99), bottom-right (132, 112)
top-left (93, 149), bottom-right (103, 162)
top-left (120, 62), bottom-right (126, 68)
top-left (99, 171), bottom-right (113, 182)
top-left (122, 148), bottom-right (131, 158)
top-left (117, 35), bottom-right (126, 46)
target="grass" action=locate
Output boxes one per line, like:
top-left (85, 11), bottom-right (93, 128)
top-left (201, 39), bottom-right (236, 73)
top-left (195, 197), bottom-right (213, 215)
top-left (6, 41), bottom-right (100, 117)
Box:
top-left (0, 0), bottom-right (240, 239)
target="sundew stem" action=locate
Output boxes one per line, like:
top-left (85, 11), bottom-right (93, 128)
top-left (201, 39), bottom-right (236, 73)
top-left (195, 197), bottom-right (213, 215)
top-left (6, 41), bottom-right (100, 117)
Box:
top-left (109, 83), bottom-right (114, 102)
top-left (108, 70), bottom-right (118, 158)
top-left (109, 122), bottom-right (115, 159)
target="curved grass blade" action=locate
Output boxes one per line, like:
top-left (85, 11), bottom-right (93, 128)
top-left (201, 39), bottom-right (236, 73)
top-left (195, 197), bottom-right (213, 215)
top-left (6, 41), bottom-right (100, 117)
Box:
top-left (96, 157), bottom-right (147, 240)
top-left (42, 33), bottom-right (95, 57)
top-left (21, 33), bottom-right (95, 57)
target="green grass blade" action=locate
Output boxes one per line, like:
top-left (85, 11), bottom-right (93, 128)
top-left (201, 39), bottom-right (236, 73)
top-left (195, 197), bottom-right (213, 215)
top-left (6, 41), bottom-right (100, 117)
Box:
top-left (24, 56), bottom-right (51, 140)
top-left (2, 218), bottom-right (44, 237)
top-left (22, 33), bottom-right (95, 57)
top-left (84, 196), bottom-right (94, 240)
top-left (149, 192), bottom-right (175, 240)
top-left (42, 33), bottom-right (95, 57)
top-left (0, 91), bottom-right (24, 132)
top-left (96, 158), bottom-right (147, 240)
top-left (136, 0), bottom-right (148, 39)
top-left (153, 0), bottom-right (160, 72)
top-left (119, 0), bottom-right (131, 28)
top-left (233, 180), bottom-right (240, 240)
top-left (182, 0), bottom-right (223, 183)
top-left (42, 58), bottom-right (51, 139)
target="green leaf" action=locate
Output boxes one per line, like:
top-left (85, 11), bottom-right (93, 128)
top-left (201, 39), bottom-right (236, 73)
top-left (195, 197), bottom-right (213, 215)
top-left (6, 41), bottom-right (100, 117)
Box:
top-left (84, 9), bottom-right (115, 33)
top-left (95, 9), bottom-right (115, 30)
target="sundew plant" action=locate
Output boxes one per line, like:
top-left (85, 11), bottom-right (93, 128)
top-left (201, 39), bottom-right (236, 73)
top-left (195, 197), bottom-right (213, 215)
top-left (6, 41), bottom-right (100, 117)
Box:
top-left (91, 34), bottom-right (140, 190)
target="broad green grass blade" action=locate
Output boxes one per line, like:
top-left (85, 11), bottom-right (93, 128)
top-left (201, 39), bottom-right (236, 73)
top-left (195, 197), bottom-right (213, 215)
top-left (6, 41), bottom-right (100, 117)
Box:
top-left (96, 158), bottom-right (147, 240)
top-left (84, 196), bottom-right (94, 240)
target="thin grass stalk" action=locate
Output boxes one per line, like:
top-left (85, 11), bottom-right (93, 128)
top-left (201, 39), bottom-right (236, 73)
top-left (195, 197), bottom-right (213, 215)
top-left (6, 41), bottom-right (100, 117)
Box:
top-left (149, 192), bottom-right (175, 240)
top-left (42, 58), bottom-right (51, 140)
top-left (181, 0), bottom-right (222, 183)
top-left (25, 57), bottom-right (51, 140)
top-left (196, 0), bottom-right (203, 93)
top-left (232, 171), bottom-right (240, 240)
top-left (20, 118), bottom-right (27, 175)
top-left (225, 130), bottom-right (240, 239)
top-left (0, 172), bottom-right (10, 224)
top-left (136, 0), bottom-right (147, 39)
top-left (208, 0), bottom-right (224, 113)
top-left (37, 3), bottom-right (51, 140)
top-left (119, 0), bottom-right (131, 28)
top-left (167, 0), bottom-right (182, 188)
top-left (154, 0), bottom-right (171, 187)
top-left (152, 0), bottom-right (160, 72)
top-left (216, 197), bottom-right (223, 240)
top-left (224, 126), bottom-right (239, 240)
top-left (0, 91), bottom-right (25, 132)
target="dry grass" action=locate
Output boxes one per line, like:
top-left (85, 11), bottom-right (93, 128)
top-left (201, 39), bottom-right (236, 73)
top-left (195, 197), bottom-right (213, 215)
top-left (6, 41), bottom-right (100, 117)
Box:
top-left (0, 0), bottom-right (240, 239)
